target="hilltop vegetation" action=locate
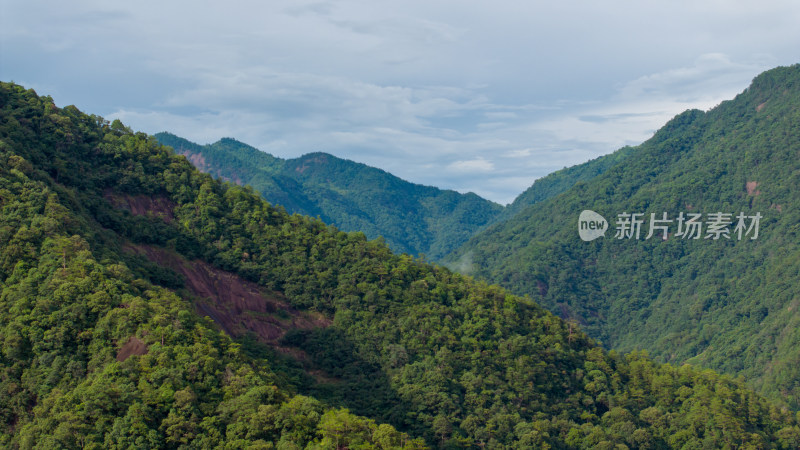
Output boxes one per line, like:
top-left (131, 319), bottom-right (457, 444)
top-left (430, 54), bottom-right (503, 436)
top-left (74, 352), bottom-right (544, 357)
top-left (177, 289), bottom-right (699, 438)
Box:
top-left (446, 64), bottom-right (800, 409)
top-left (2, 77), bottom-right (800, 448)
top-left (155, 133), bottom-right (502, 261)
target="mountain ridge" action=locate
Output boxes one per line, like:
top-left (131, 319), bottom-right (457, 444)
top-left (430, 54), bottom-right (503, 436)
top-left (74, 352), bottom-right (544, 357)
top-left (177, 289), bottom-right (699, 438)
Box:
top-left (156, 132), bottom-right (504, 260)
top-left (444, 63), bottom-right (800, 408)
top-left (155, 131), bottom-right (637, 261)
top-left (4, 80), bottom-right (800, 447)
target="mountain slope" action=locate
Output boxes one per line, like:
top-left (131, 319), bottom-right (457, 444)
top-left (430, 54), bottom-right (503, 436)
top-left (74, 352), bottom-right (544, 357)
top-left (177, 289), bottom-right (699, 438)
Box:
top-left (494, 145), bottom-right (636, 224)
top-left (155, 132), bottom-right (503, 261)
top-left (0, 85), bottom-right (424, 449)
top-left (3, 81), bottom-right (800, 448)
top-left (445, 64), bottom-right (800, 408)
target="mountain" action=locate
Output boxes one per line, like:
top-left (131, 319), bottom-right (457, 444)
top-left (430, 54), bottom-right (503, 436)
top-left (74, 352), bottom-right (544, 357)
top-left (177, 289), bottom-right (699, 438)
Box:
top-left (154, 133), bottom-right (628, 259)
top-left (155, 132), bottom-right (503, 261)
top-left (445, 64), bottom-right (800, 408)
top-left (494, 145), bottom-right (636, 224)
top-left (4, 82), bottom-right (800, 447)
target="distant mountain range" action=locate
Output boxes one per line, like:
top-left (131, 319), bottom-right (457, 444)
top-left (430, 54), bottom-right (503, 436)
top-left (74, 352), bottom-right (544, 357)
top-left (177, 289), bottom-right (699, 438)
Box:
top-left (155, 132), bottom-right (632, 260)
top-left (155, 66), bottom-right (800, 410)
top-left (156, 65), bottom-right (800, 414)
top-left (5, 77), bottom-right (799, 447)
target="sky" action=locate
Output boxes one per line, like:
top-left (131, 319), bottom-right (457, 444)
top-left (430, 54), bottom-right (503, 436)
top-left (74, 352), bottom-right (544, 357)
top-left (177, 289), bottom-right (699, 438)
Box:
top-left (2, 1), bottom-right (799, 204)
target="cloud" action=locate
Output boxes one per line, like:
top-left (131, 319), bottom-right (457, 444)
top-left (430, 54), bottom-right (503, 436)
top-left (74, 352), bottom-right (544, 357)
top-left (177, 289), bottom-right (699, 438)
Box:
top-left (448, 158), bottom-right (495, 173)
top-left (106, 51), bottom-right (782, 204)
top-left (4, 1), bottom-right (800, 205)
top-left (109, 53), bottom-right (779, 204)
top-left (617, 53), bottom-right (766, 102)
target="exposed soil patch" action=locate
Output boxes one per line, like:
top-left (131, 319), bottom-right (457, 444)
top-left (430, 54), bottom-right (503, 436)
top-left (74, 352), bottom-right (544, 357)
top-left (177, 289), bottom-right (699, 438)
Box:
top-left (182, 151), bottom-right (208, 172)
top-left (756, 101), bottom-right (767, 112)
top-left (117, 336), bottom-right (148, 362)
top-left (177, 151), bottom-right (244, 185)
top-left (104, 190), bottom-right (176, 223)
top-left (746, 181), bottom-right (761, 196)
top-left (295, 154), bottom-right (328, 174)
top-left (124, 244), bottom-right (330, 344)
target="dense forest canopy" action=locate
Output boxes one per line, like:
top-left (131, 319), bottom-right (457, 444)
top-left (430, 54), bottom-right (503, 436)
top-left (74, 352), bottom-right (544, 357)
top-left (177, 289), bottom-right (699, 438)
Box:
top-left (2, 73), bottom-right (800, 448)
top-left (446, 64), bottom-right (800, 411)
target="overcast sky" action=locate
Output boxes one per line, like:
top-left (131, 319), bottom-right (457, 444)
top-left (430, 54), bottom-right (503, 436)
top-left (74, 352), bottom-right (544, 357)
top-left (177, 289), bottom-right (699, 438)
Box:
top-left (2, 1), bottom-right (799, 204)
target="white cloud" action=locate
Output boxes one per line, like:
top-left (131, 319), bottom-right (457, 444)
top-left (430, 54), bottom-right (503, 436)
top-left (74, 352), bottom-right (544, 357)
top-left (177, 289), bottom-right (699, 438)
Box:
top-left (448, 158), bottom-right (495, 173)
top-left (504, 148), bottom-right (535, 158)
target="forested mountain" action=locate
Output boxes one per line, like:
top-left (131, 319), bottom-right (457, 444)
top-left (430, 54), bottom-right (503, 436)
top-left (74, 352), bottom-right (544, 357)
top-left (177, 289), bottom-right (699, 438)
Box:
top-left (4, 82), bottom-right (800, 448)
top-left (445, 64), bottom-right (800, 409)
top-left (153, 131), bottom-right (625, 260)
top-left (155, 133), bottom-right (503, 261)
